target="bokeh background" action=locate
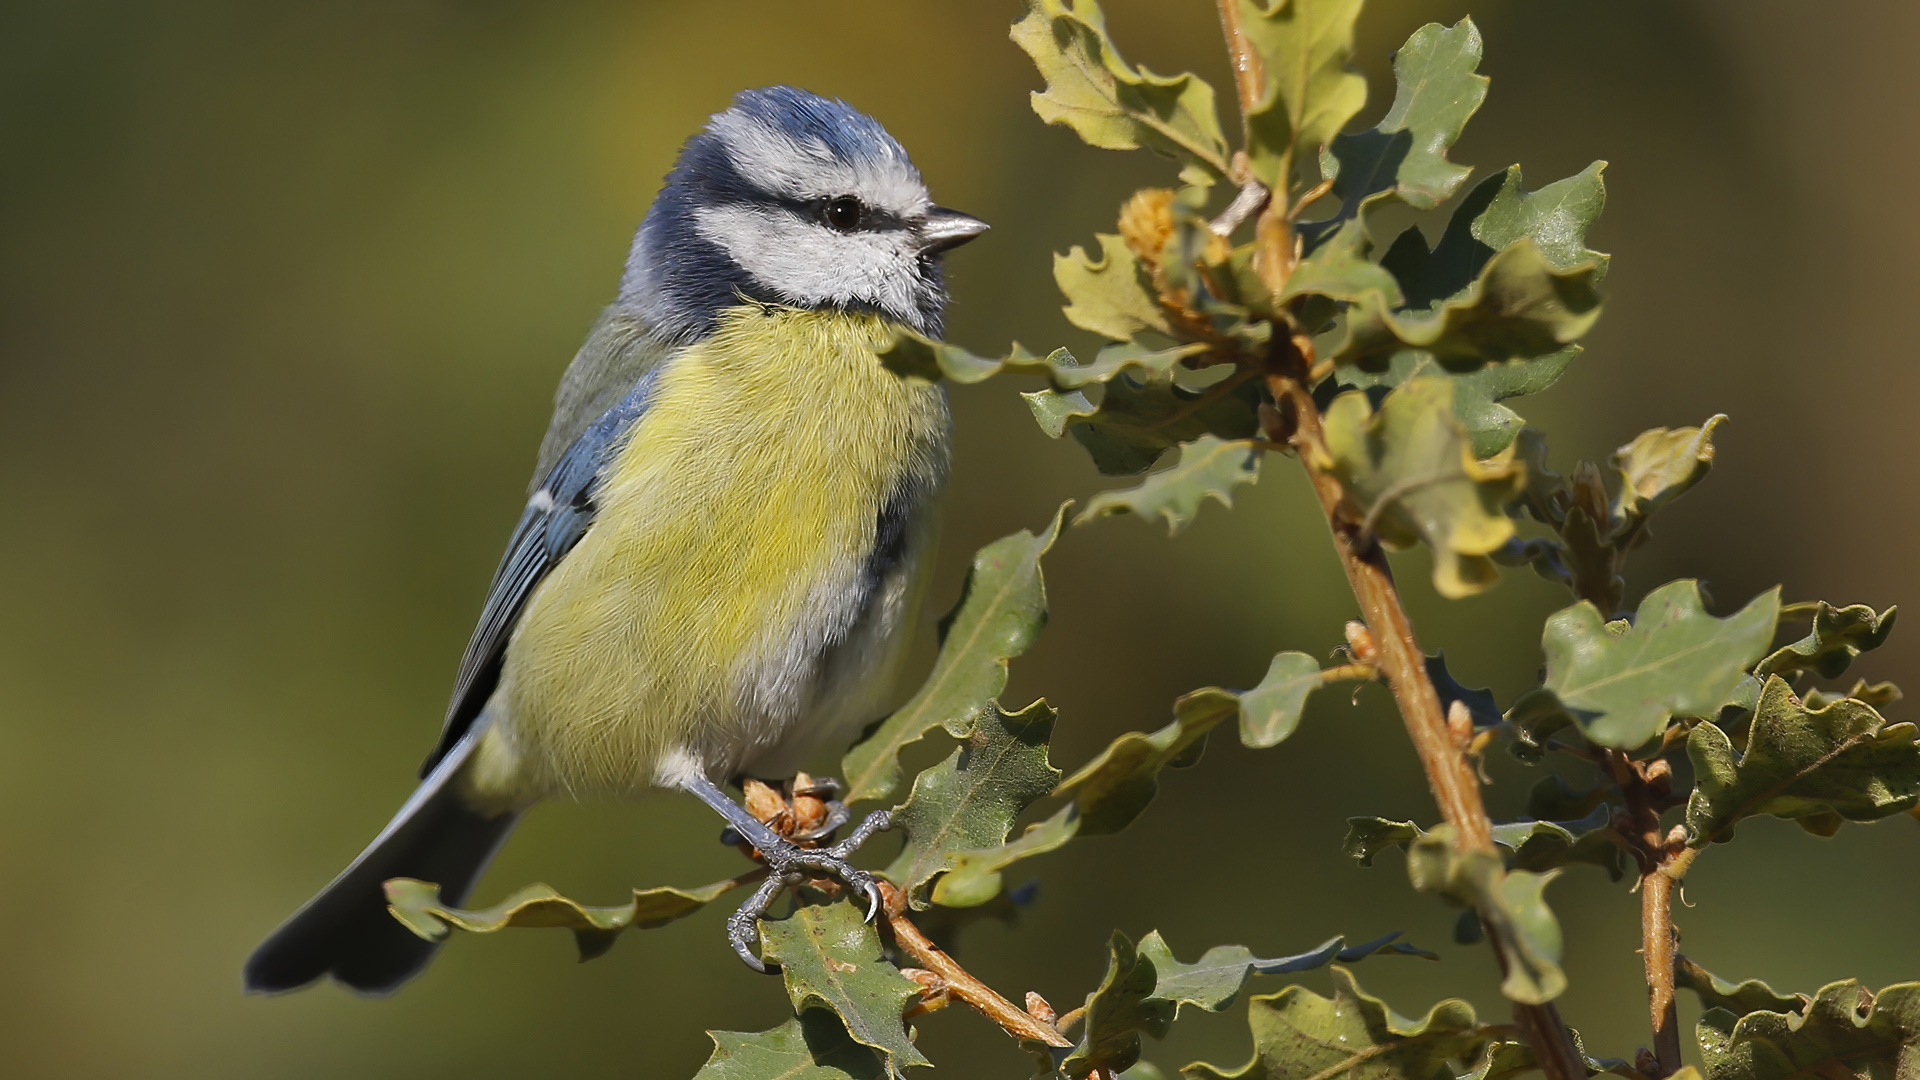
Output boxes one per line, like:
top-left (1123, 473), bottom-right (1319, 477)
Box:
top-left (2, 1), bottom-right (1916, 1076)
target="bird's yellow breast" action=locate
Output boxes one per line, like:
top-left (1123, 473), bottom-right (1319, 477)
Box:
top-left (475, 306), bottom-right (947, 800)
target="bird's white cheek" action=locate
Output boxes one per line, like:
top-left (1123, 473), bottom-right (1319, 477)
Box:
top-left (692, 204), bottom-right (915, 315)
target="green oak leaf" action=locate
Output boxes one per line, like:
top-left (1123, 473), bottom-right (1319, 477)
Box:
top-left (1405, 826), bottom-right (1565, 1004)
top-left (1185, 965), bottom-right (1504, 1080)
top-left (759, 900), bottom-right (927, 1076)
top-left (1336, 239), bottom-right (1603, 372)
top-left (842, 505), bottom-right (1069, 804)
top-left (1068, 932), bottom-right (1431, 1079)
top-left (1031, 371), bottom-right (1266, 476)
top-left (1491, 807), bottom-right (1624, 881)
top-left (923, 650), bottom-right (1341, 905)
top-left (1237, 651), bottom-right (1345, 749)
top-left (1425, 652), bottom-right (1501, 728)
top-left (1012, 0), bottom-right (1232, 178)
top-left (1140, 931), bottom-right (1433, 1017)
top-left (1697, 980), bottom-right (1920, 1080)
top-left (1463, 1040), bottom-right (1539, 1080)
top-left (1336, 162), bottom-right (1607, 372)
top-left (1462, 1029), bottom-right (1644, 1080)
top-left (1078, 435), bottom-right (1261, 535)
top-left (1321, 377), bottom-right (1526, 598)
top-left (884, 701), bottom-right (1061, 909)
top-left (383, 875), bottom-right (748, 961)
top-left (1339, 346), bottom-right (1581, 459)
top-left (1756, 602), bottom-right (1898, 682)
top-left (933, 802), bottom-right (1082, 908)
top-left (1686, 675), bottom-right (1920, 846)
top-left (1394, 162), bottom-right (1610, 304)
top-left (1057, 657), bottom-right (1353, 838)
top-left (1676, 956), bottom-right (1809, 1019)
top-left (1239, 0), bottom-right (1369, 191)
top-left (1321, 18), bottom-right (1489, 216)
top-left (1533, 580), bottom-right (1780, 749)
top-left (1610, 415), bottom-right (1727, 523)
top-left (1056, 234), bottom-right (1176, 341)
top-left (1524, 773), bottom-right (1608, 822)
top-left (1343, 807), bottom-right (1621, 880)
top-left (1804, 679), bottom-right (1903, 710)
top-left (1056, 686), bottom-right (1237, 835)
top-left (1281, 218), bottom-right (1404, 307)
top-left (1341, 818), bottom-right (1422, 868)
top-left (878, 330), bottom-right (1202, 390)
top-left (1068, 931), bottom-right (1166, 1078)
top-left (1447, 348), bottom-right (1579, 458)
top-left (694, 1012), bottom-right (886, 1080)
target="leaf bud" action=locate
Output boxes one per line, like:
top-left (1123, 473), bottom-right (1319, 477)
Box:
top-left (1344, 620), bottom-right (1379, 664)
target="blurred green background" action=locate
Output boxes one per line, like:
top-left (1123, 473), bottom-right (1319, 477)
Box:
top-left (2, 1), bottom-right (1916, 1076)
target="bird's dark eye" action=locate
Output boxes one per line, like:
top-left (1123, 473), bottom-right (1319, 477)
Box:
top-left (823, 196), bottom-right (863, 232)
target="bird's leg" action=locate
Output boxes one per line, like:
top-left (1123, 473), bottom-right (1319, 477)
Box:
top-left (682, 772), bottom-right (893, 973)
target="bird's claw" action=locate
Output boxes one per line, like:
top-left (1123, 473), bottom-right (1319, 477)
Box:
top-left (727, 808), bottom-right (894, 972)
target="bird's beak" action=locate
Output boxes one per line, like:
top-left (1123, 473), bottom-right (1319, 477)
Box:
top-left (920, 206), bottom-right (990, 253)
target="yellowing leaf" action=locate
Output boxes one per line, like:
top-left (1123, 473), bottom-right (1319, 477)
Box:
top-left (1055, 234), bottom-right (1174, 341)
top-left (1239, 0), bottom-right (1369, 190)
top-left (1012, 0), bottom-right (1232, 178)
top-left (1321, 378), bottom-right (1525, 598)
top-left (1610, 415), bottom-right (1726, 521)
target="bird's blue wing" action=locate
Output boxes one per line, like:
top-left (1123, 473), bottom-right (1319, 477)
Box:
top-left (418, 368), bottom-right (659, 776)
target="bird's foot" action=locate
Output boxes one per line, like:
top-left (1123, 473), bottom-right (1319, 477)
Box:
top-left (724, 808), bottom-right (894, 973)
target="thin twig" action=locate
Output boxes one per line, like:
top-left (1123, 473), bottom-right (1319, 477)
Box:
top-left (1211, 177), bottom-right (1271, 237)
top-left (878, 883), bottom-right (1073, 1049)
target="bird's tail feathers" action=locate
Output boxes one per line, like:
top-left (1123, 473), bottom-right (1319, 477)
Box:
top-left (243, 726), bottom-right (520, 995)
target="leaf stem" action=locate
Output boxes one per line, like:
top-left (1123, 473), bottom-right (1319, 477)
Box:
top-left (877, 882), bottom-right (1073, 1049)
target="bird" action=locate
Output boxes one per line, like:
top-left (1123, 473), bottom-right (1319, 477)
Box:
top-left (244, 85), bottom-right (987, 995)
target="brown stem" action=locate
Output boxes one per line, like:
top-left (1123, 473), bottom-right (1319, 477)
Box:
top-left (1278, 366), bottom-right (1493, 849)
top-left (1610, 748), bottom-right (1692, 1078)
top-left (1215, 0), bottom-right (1264, 133)
top-left (1209, 8), bottom-right (1583, 1078)
top-left (1642, 869), bottom-right (1681, 1077)
top-left (879, 883), bottom-right (1072, 1049)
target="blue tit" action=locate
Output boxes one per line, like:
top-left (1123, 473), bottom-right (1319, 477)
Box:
top-left (244, 86), bottom-right (986, 994)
